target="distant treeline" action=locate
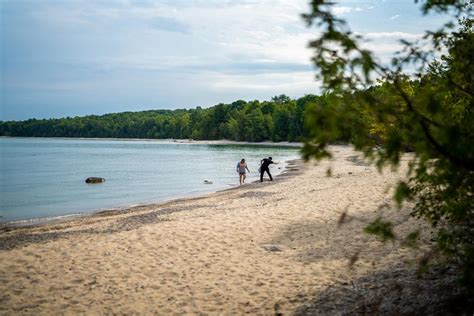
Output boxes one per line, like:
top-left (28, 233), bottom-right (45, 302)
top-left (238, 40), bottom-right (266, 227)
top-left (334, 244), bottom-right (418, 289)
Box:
top-left (0, 95), bottom-right (319, 142)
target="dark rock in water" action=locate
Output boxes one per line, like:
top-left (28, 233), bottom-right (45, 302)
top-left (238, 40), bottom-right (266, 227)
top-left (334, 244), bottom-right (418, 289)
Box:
top-left (203, 180), bottom-right (213, 184)
top-left (85, 177), bottom-right (105, 184)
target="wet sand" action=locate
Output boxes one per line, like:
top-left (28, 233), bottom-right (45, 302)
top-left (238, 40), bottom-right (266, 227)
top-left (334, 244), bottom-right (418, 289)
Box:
top-left (0, 145), bottom-right (452, 314)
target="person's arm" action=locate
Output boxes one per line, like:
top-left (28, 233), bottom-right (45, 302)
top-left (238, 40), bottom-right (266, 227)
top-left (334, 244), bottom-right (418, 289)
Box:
top-left (246, 165), bottom-right (250, 172)
top-left (236, 162), bottom-right (240, 172)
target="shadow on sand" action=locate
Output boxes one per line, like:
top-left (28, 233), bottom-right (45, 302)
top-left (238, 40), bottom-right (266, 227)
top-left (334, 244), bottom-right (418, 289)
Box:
top-left (267, 219), bottom-right (471, 315)
top-left (293, 264), bottom-right (470, 316)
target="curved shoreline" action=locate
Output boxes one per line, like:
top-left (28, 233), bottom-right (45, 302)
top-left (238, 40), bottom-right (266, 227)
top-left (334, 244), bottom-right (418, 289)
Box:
top-left (0, 138), bottom-right (301, 226)
top-left (0, 136), bottom-right (303, 148)
top-left (0, 158), bottom-right (304, 231)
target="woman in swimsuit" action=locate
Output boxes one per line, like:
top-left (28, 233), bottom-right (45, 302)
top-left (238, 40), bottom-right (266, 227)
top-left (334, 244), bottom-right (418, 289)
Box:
top-left (236, 158), bottom-right (250, 185)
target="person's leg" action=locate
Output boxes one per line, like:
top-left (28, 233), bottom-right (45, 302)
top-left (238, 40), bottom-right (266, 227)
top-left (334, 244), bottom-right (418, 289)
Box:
top-left (266, 169), bottom-right (273, 181)
top-left (239, 174), bottom-right (243, 185)
top-left (242, 173), bottom-right (246, 184)
top-left (260, 169), bottom-right (264, 182)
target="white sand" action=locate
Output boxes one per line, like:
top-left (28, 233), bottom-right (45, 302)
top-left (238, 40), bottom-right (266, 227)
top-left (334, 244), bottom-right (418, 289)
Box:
top-left (0, 145), bottom-right (432, 314)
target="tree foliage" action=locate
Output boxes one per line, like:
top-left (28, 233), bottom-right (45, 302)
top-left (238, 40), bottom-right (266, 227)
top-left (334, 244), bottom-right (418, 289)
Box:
top-left (302, 0), bottom-right (473, 289)
top-left (0, 95), bottom-right (311, 142)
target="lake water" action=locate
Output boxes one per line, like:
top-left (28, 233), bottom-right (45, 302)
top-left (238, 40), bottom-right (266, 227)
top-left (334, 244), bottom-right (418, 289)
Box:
top-left (0, 138), bottom-right (300, 223)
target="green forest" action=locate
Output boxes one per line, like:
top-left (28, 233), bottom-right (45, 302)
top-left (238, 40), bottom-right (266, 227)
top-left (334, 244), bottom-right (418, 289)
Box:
top-left (0, 75), bottom-right (466, 147)
top-left (0, 94), bottom-right (313, 142)
top-left (1, 76), bottom-right (461, 147)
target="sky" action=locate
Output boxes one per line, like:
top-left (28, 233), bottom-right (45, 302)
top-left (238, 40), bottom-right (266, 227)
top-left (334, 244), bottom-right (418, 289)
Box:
top-left (0, 0), bottom-right (450, 121)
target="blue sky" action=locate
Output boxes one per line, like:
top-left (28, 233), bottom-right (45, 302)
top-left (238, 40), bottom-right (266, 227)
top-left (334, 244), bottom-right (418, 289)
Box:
top-left (1, 0), bottom-right (449, 121)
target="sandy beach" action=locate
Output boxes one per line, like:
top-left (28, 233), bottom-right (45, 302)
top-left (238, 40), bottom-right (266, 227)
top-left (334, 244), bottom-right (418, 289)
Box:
top-left (0, 145), bottom-right (458, 315)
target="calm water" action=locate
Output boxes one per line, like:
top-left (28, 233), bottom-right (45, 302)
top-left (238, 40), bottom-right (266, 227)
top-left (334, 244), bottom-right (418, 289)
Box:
top-left (0, 138), bottom-right (299, 223)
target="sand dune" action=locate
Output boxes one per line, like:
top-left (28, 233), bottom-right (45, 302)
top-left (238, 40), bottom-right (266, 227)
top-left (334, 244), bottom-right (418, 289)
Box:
top-left (0, 145), bottom-right (441, 314)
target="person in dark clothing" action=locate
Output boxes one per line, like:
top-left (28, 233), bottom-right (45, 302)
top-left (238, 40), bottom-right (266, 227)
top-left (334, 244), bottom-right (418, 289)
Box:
top-left (260, 156), bottom-right (275, 182)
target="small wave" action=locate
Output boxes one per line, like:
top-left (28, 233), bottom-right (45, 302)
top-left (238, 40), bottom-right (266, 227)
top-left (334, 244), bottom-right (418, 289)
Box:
top-left (1, 212), bottom-right (84, 227)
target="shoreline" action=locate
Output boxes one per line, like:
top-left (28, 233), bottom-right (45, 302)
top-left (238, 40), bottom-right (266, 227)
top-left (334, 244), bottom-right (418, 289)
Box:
top-left (1, 137), bottom-right (301, 226)
top-left (0, 158), bottom-right (303, 230)
top-left (0, 158), bottom-right (305, 252)
top-left (0, 136), bottom-right (304, 148)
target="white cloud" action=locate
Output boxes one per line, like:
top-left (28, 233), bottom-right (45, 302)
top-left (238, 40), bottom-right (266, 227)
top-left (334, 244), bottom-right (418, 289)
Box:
top-left (331, 6), bottom-right (353, 15)
top-left (328, 3), bottom-right (378, 16)
top-left (2, 0), bottom-right (448, 119)
top-left (354, 31), bottom-right (425, 63)
top-left (358, 32), bottom-right (423, 40)
top-left (25, 0), bottom-right (315, 69)
top-left (208, 71), bottom-right (319, 97)
top-left (389, 14), bottom-right (401, 20)
top-left (17, 0), bottom-right (319, 104)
